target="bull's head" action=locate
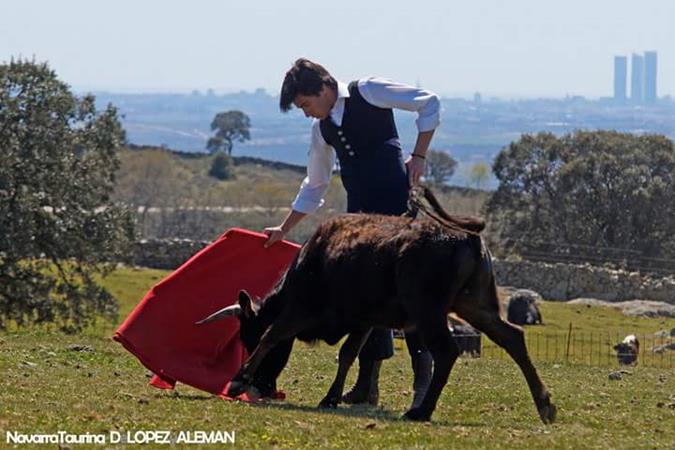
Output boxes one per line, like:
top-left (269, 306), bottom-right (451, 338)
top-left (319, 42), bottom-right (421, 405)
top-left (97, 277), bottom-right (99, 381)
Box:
top-left (196, 290), bottom-right (293, 398)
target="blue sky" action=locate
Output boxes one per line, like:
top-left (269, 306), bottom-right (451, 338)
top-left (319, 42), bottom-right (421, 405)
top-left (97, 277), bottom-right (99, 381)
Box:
top-left (2, 0), bottom-right (673, 98)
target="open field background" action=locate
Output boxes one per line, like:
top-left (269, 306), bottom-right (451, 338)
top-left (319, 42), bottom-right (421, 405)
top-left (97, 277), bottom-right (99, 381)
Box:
top-left (112, 148), bottom-right (489, 244)
top-left (1, 268), bottom-right (673, 449)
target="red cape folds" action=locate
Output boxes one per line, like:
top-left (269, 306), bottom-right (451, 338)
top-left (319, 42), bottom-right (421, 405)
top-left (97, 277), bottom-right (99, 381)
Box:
top-left (113, 228), bottom-right (300, 401)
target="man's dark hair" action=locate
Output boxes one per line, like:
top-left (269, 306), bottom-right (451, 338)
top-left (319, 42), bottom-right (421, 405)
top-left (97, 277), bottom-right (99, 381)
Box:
top-left (279, 58), bottom-right (337, 112)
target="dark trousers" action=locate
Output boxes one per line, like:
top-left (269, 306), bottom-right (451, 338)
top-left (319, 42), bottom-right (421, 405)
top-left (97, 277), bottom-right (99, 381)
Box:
top-left (357, 329), bottom-right (428, 362)
top-left (341, 146), bottom-right (424, 362)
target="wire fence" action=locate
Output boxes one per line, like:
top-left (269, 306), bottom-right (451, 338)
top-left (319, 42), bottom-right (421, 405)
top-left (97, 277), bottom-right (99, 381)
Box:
top-left (454, 328), bottom-right (674, 369)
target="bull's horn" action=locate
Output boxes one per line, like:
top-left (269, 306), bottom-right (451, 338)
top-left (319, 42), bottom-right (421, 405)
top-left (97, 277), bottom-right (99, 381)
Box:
top-left (195, 304), bottom-right (242, 325)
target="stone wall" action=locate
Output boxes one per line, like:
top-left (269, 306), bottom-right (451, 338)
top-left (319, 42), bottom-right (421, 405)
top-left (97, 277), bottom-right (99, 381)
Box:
top-left (494, 259), bottom-right (675, 305)
top-left (133, 238), bottom-right (211, 270)
top-left (132, 239), bottom-right (675, 305)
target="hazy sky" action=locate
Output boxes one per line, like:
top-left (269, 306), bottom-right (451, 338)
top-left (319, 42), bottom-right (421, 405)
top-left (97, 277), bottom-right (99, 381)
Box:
top-left (3, 0), bottom-right (674, 98)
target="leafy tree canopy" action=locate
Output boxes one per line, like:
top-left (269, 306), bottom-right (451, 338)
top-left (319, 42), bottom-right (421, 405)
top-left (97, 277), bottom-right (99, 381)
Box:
top-left (208, 151), bottom-right (233, 180)
top-left (0, 59), bottom-right (135, 331)
top-left (486, 131), bottom-right (675, 267)
top-left (206, 110), bottom-right (251, 155)
top-left (424, 149), bottom-right (457, 186)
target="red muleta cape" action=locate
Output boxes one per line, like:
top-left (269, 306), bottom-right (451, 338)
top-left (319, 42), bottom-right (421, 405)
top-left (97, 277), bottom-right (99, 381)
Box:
top-left (113, 228), bottom-right (300, 401)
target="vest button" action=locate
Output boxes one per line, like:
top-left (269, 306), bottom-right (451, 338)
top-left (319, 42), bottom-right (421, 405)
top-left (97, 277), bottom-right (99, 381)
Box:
top-left (345, 144), bottom-right (351, 149)
top-left (348, 151), bottom-right (355, 156)
top-left (340, 137), bottom-right (346, 142)
top-left (337, 130), bottom-right (343, 136)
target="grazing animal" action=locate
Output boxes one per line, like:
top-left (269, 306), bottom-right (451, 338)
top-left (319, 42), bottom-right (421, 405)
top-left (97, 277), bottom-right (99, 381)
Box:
top-left (197, 187), bottom-right (556, 423)
top-left (614, 334), bottom-right (640, 365)
top-left (506, 289), bottom-right (544, 325)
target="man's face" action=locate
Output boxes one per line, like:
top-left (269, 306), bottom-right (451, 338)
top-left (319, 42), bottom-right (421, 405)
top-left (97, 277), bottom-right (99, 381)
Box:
top-left (293, 85), bottom-right (335, 120)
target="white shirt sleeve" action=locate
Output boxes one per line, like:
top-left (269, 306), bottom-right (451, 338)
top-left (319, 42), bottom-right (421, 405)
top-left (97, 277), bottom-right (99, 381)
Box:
top-left (357, 77), bottom-right (441, 132)
top-left (291, 119), bottom-right (335, 214)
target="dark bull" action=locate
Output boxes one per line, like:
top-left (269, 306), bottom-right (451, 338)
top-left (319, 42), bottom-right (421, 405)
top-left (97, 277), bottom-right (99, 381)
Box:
top-left (197, 187), bottom-right (557, 423)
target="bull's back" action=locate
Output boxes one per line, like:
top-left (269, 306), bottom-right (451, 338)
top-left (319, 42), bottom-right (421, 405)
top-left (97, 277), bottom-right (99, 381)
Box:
top-left (292, 214), bottom-right (481, 328)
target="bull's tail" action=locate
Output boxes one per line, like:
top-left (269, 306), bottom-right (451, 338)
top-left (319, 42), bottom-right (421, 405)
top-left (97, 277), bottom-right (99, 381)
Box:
top-left (411, 185), bottom-right (486, 234)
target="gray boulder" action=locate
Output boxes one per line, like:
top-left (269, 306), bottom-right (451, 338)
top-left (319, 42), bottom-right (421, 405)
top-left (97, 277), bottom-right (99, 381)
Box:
top-left (507, 289), bottom-right (544, 325)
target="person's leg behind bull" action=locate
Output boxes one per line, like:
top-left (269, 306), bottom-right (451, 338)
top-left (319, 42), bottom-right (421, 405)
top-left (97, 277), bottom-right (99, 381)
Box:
top-left (264, 58), bottom-right (440, 406)
top-left (342, 327), bottom-right (433, 408)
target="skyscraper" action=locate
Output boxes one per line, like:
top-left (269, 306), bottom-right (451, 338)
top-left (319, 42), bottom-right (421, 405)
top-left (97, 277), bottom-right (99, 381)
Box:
top-left (614, 56), bottom-right (627, 101)
top-left (644, 51), bottom-right (657, 104)
top-left (630, 53), bottom-right (644, 103)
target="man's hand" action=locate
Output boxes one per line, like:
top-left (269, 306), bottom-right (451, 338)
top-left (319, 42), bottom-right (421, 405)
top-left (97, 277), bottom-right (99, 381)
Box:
top-left (263, 226), bottom-right (285, 248)
top-left (405, 155), bottom-right (426, 186)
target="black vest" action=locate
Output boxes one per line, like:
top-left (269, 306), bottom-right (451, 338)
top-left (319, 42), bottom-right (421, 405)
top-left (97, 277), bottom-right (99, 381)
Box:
top-left (318, 81), bottom-right (409, 215)
top-left (319, 81), bottom-right (398, 153)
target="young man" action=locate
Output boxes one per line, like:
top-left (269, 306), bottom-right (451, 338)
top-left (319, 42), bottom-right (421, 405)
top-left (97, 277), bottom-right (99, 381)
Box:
top-left (264, 58), bottom-right (440, 408)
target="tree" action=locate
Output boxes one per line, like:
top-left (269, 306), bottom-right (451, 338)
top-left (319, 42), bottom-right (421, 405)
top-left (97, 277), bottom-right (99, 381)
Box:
top-left (113, 147), bottom-right (186, 235)
top-left (424, 149), bottom-right (457, 185)
top-left (468, 162), bottom-right (490, 190)
top-left (486, 131), bottom-right (675, 264)
top-left (209, 151), bottom-right (233, 180)
top-left (0, 59), bottom-right (135, 331)
top-left (206, 110), bottom-right (251, 155)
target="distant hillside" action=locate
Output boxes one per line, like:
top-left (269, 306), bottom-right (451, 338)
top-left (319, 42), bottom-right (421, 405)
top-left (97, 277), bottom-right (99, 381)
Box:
top-left (94, 90), bottom-right (675, 190)
top-left (113, 146), bottom-right (488, 242)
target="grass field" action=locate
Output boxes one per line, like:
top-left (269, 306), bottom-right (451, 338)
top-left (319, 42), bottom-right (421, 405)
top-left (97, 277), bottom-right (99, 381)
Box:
top-left (1, 267), bottom-right (674, 449)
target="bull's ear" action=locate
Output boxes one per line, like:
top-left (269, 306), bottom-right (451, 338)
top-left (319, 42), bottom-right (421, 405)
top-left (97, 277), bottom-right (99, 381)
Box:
top-left (239, 290), bottom-right (259, 318)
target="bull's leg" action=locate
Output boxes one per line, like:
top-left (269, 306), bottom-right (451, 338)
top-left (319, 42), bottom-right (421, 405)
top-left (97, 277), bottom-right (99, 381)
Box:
top-left (228, 313), bottom-right (312, 398)
top-left (403, 315), bottom-right (460, 422)
top-left (318, 327), bottom-right (372, 409)
top-left (455, 282), bottom-right (557, 424)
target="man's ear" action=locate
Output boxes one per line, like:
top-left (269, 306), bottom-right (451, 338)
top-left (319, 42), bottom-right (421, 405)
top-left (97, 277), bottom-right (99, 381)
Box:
top-left (239, 290), bottom-right (259, 318)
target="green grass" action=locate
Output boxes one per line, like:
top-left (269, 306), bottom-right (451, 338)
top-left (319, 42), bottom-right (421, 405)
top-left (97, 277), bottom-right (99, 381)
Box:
top-left (485, 295), bottom-right (675, 369)
top-left (1, 268), bottom-right (674, 449)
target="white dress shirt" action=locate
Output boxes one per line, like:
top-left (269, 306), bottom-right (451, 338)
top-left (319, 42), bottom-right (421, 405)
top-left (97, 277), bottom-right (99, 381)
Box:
top-left (291, 77), bottom-right (441, 214)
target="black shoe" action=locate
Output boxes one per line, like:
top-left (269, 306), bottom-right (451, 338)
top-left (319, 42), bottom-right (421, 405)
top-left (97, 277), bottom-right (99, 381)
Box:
top-left (342, 359), bottom-right (381, 406)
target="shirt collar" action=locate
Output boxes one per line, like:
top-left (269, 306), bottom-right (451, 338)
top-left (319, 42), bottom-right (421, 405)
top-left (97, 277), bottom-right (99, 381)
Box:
top-left (336, 80), bottom-right (350, 99)
top-left (330, 80), bottom-right (350, 125)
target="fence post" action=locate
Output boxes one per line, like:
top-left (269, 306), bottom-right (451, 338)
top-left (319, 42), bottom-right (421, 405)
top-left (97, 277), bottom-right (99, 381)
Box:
top-left (565, 322), bottom-right (572, 363)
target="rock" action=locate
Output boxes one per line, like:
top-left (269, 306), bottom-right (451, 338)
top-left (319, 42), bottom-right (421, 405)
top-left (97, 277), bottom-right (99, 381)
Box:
top-left (506, 289), bottom-right (543, 325)
top-left (21, 361), bottom-right (38, 369)
top-left (608, 371), bottom-right (622, 380)
top-left (67, 344), bottom-right (94, 353)
top-left (568, 298), bottom-right (675, 318)
top-left (652, 343), bottom-right (675, 353)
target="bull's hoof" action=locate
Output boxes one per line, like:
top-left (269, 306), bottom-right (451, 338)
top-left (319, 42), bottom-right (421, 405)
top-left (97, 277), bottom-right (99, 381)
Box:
top-left (318, 397), bottom-right (339, 409)
top-left (402, 407), bottom-right (431, 422)
top-left (538, 403), bottom-right (557, 424)
top-left (227, 380), bottom-right (248, 398)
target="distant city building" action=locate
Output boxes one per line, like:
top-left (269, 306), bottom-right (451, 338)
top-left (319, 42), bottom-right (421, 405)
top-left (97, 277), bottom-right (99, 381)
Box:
top-left (644, 51), bottom-right (657, 104)
top-left (473, 92), bottom-right (482, 105)
top-left (631, 53), bottom-right (644, 103)
top-left (613, 56), bottom-right (627, 101)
